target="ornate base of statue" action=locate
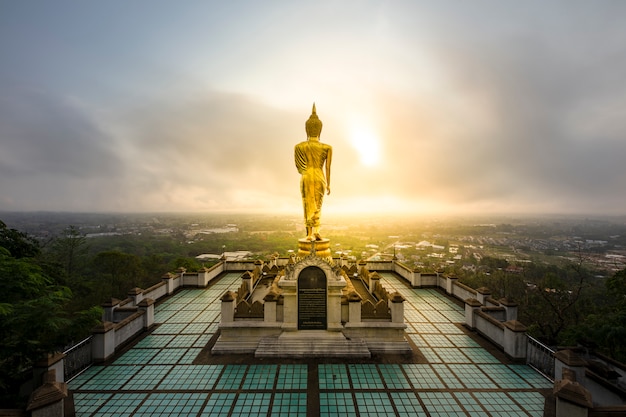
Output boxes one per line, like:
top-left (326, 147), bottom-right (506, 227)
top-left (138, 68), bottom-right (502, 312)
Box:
top-left (297, 238), bottom-right (331, 258)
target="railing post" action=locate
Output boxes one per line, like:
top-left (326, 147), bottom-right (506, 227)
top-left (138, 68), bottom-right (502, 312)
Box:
top-left (197, 267), bottom-right (210, 287)
top-left (503, 320), bottom-right (527, 359)
top-left (263, 291), bottom-right (278, 323)
top-left (162, 273), bottom-right (175, 295)
top-left (500, 297), bottom-right (518, 321)
top-left (465, 298), bottom-right (482, 329)
top-left (476, 287), bottom-right (491, 305)
top-left (554, 368), bottom-right (592, 417)
top-left (446, 275), bottom-right (458, 295)
top-left (92, 322), bottom-right (116, 362)
top-left (390, 292), bottom-right (405, 324)
top-left (138, 298), bottom-right (155, 329)
top-left (347, 291), bottom-right (362, 324)
top-left (220, 292), bottom-right (236, 323)
top-left (33, 352), bottom-right (65, 385)
top-left (128, 287), bottom-right (143, 306)
top-left (101, 298), bottom-right (120, 322)
top-left (26, 369), bottom-right (69, 417)
top-left (554, 349), bottom-right (586, 387)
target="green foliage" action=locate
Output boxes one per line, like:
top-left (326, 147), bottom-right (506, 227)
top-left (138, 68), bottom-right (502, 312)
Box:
top-left (0, 220), bottom-right (40, 258)
top-left (49, 226), bottom-right (89, 283)
top-left (0, 225), bottom-right (101, 406)
top-left (172, 257), bottom-right (202, 272)
top-left (480, 256), bottom-right (509, 270)
top-left (91, 250), bottom-right (144, 299)
top-left (562, 268), bottom-right (626, 362)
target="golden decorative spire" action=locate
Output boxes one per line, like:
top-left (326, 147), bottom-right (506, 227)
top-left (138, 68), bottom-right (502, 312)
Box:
top-left (305, 102), bottom-right (323, 137)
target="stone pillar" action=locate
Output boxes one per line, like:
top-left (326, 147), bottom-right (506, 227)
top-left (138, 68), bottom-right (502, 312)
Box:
top-left (280, 278), bottom-right (298, 331)
top-left (138, 298), bottom-right (155, 329)
top-left (128, 287), bottom-right (144, 306)
top-left (503, 320), bottom-right (527, 359)
top-left (327, 277), bottom-right (346, 332)
top-left (500, 297), bottom-right (518, 321)
top-left (554, 368), bottom-right (592, 417)
top-left (101, 298), bottom-right (121, 323)
top-left (347, 292), bottom-right (362, 324)
top-left (476, 287), bottom-right (491, 305)
top-left (446, 276), bottom-right (458, 295)
top-left (264, 291), bottom-right (278, 323)
top-left (242, 271), bottom-right (253, 296)
top-left (465, 298), bottom-right (482, 329)
top-left (370, 272), bottom-right (380, 290)
top-left (197, 267), bottom-right (210, 287)
top-left (390, 292), bottom-right (405, 324)
top-left (27, 370), bottom-right (69, 417)
top-left (92, 322), bottom-right (116, 362)
top-left (33, 352), bottom-right (65, 385)
top-left (554, 349), bottom-right (587, 386)
top-left (162, 273), bottom-right (175, 295)
top-left (220, 292), bottom-right (236, 323)
top-left (411, 271), bottom-right (422, 288)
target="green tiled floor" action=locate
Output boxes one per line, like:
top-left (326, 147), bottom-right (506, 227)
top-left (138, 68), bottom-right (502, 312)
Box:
top-left (242, 365), bottom-right (278, 390)
top-left (270, 392), bottom-right (307, 417)
top-left (199, 393), bottom-right (236, 417)
top-left (354, 392), bottom-right (396, 416)
top-left (378, 364), bottom-right (412, 389)
top-left (320, 392), bottom-right (356, 416)
top-left (318, 364), bottom-right (351, 390)
top-left (276, 364), bottom-right (307, 389)
top-left (69, 271), bottom-right (551, 416)
top-left (348, 364), bottom-right (385, 389)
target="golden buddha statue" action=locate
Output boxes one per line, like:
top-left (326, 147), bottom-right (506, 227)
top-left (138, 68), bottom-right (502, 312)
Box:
top-left (295, 103), bottom-right (333, 241)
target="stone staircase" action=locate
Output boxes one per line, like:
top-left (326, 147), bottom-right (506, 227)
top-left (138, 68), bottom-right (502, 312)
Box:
top-left (255, 331), bottom-right (371, 358)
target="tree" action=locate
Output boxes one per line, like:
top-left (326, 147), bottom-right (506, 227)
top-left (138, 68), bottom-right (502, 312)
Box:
top-left (522, 253), bottom-right (594, 345)
top-left (49, 226), bottom-right (88, 285)
top-left (172, 256), bottom-right (202, 272)
top-left (0, 220), bottom-right (40, 258)
top-left (92, 251), bottom-right (144, 299)
top-left (0, 240), bottom-right (100, 407)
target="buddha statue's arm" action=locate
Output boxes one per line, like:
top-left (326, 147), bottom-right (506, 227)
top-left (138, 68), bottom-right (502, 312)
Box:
top-left (326, 146), bottom-right (332, 195)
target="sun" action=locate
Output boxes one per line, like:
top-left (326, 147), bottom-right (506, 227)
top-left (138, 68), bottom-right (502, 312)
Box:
top-left (349, 125), bottom-right (382, 167)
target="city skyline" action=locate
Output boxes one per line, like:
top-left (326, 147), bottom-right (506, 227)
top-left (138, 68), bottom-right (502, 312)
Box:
top-left (2, 1), bottom-right (626, 215)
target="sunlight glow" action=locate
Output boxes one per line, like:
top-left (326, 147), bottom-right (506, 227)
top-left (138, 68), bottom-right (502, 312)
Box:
top-left (349, 125), bottom-right (382, 167)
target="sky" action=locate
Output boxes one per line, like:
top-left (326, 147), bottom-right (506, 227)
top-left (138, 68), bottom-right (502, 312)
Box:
top-left (1, 1), bottom-right (626, 217)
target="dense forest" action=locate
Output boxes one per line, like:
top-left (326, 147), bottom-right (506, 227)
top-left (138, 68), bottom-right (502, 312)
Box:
top-left (1, 217), bottom-right (626, 406)
top-left (458, 256), bottom-right (626, 362)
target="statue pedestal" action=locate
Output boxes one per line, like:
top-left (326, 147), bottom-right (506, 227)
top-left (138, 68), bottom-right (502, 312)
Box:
top-left (297, 238), bottom-right (331, 258)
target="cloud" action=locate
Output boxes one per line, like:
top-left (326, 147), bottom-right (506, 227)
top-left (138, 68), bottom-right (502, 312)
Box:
top-left (2, 2), bottom-right (626, 215)
top-left (0, 87), bottom-right (123, 179)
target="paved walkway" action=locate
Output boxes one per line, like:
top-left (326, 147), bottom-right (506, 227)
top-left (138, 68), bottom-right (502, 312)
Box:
top-left (69, 272), bottom-right (551, 416)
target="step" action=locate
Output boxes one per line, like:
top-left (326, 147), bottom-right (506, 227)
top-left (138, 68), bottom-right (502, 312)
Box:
top-left (255, 333), bottom-right (371, 358)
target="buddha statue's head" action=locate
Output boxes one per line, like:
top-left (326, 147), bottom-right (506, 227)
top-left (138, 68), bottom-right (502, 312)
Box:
top-left (305, 103), bottom-right (323, 137)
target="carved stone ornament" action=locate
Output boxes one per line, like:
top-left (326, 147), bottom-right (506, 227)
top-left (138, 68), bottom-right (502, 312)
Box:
top-left (283, 255), bottom-right (343, 283)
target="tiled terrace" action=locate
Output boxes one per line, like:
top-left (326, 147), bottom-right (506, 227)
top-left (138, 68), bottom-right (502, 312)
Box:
top-left (69, 272), bottom-right (551, 416)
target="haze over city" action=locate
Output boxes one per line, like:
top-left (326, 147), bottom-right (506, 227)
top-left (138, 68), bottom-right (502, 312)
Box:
top-left (1, 1), bottom-right (626, 216)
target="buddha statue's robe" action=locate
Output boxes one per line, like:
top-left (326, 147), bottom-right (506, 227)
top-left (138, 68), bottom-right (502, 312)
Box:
top-left (294, 139), bottom-right (332, 228)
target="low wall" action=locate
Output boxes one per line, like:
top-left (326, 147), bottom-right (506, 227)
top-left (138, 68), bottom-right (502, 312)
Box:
top-left (452, 281), bottom-right (476, 300)
top-left (475, 310), bottom-right (505, 347)
top-left (224, 261), bottom-right (257, 271)
top-left (143, 281), bottom-right (167, 301)
top-left (113, 311), bottom-right (145, 347)
top-left (89, 262), bottom-right (232, 364)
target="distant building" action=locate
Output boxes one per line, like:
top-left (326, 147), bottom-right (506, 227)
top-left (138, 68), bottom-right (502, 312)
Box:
top-left (196, 251), bottom-right (252, 261)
